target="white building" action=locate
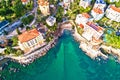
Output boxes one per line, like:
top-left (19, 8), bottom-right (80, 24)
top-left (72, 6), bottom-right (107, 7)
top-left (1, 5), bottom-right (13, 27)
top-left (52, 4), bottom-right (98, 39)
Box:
top-left (75, 13), bottom-right (90, 25)
top-left (18, 29), bottom-right (45, 52)
top-left (105, 5), bottom-right (120, 22)
top-left (79, 0), bottom-right (92, 9)
top-left (82, 22), bottom-right (104, 41)
top-left (63, 0), bottom-right (74, 9)
top-left (91, 0), bottom-right (106, 20)
top-left (38, 0), bottom-right (50, 16)
top-left (46, 16), bottom-right (56, 26)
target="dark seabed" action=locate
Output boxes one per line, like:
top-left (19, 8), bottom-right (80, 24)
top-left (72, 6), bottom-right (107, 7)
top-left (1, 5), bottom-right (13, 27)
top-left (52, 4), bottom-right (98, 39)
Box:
top-left (0, 30), bottom-right (120, 80)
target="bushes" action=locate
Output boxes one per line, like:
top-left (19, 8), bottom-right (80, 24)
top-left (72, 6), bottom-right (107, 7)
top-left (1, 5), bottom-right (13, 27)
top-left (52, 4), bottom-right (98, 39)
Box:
top-left (22, 15), bottom-right (34, 25)
top-left (115, 1), bottom-right (120, 7)
top-left (11, 36), bottom-right (18, 46)
top-left (4, 46), bottom-right (23, 56)
top-left (105, 33), bottom-right (120, 49)
top-left (4, 46), bottom-right (16, 55)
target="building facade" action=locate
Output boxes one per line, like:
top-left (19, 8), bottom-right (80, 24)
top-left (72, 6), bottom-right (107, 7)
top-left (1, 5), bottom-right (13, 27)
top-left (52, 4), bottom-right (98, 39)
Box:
top-left (75, 13), bottom-right (90, 25)
top-left (63, 0), bottom-right (74, 9)
top-left (79, 0), bottom-right (92, 9)
top-left (105, 5), bottom-right (120, 22)
top-left (82, 22), bottom-right (104, 41)
top-left (91, 0), bottom-right (106, 20)
top-left (38, 0), bottom-right (50, 16)
top-left (46, 16), bottom-right (56, 26)
top-left (18, 29), bottom-right (45, 52)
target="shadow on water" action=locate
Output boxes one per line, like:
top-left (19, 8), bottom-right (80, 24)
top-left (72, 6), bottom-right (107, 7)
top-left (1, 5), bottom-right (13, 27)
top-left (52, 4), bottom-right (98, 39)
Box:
top-left (1, 30), bottom-right (120, 80)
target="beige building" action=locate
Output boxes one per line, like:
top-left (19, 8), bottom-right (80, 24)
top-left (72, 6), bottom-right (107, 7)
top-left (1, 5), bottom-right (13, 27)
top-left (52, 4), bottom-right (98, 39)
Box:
top-left (18, 29), bottom-right (45, 52)
top-left (38, 0), bottom-right (50, 16)
top-left (81, 22), bottom-right (104, 41)
top-left (106, 5), bottom-right (120, 22)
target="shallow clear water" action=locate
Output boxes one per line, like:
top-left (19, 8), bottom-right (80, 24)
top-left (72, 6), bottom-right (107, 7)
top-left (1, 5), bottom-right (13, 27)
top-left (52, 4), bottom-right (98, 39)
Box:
top-left (1, 30), bottom-right (120, 80)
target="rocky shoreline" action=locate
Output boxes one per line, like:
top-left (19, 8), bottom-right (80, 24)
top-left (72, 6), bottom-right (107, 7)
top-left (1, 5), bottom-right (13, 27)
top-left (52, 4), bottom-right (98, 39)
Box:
top-left (9, 38), bottom-right (58, 65)
top-left (1, 22), bottom-right (120, 65)
top-left (73, 27), bottom-right (108, 59)
top-left (73, 27), bottom-right (120, 62)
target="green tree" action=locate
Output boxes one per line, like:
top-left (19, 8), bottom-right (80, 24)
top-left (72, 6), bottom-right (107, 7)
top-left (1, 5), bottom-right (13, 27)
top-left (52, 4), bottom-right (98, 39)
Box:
top-left (22, 15), bottom-right (34, 25)
top-left (4, 46), bottom-right (16, 54)
top-left (26, 26), bottom-right (31, 31)
top-left (115, 1), bottom-right (120, 7)
top-left (16, 28), bottom-right (21, 35)
top-left (11, 36), bottom-right (18, 46)
top-left (13, 0), bottom-right (24, 17)
top-left (6, 0), bottom-right (12, 7)
top-left (15, 49), bottom-right (23, 56)
top-left (1, 0), bottom-right (6, 8)
top-left (55, 6), bottom-right (64, 22)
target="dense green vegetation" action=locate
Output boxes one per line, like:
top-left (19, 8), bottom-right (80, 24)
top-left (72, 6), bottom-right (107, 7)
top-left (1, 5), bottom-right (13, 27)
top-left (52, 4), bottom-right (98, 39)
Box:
top-left (11, 36), bottom-right (18, 47)
top-left (49, 0), bottom-right (57, 5)
top-left (55, 6), bottom-right (64, 22)
top-left (4, 46), bottom-right (24, 56)
top-left (66, 0), bottom-right (93, 20)
top-left (104, 0), bottom-right (120, 7)
top-left (0, 0), bottom-right (33, 22)
top-left (77, 27), bottom-right (84, 35)
top-left (97, 17), bottom-right (120, 30)
top-left (21, 15), bottom-right (34, 25)
top-left (115, 1), bottom-right (120, 7)
top-left (105, 33), bottom-right (120, 49)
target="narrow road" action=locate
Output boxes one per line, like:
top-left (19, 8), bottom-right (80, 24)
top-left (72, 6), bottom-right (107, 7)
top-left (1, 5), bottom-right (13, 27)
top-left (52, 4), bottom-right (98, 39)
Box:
top-left (6, 0), bottom-right (38, 38)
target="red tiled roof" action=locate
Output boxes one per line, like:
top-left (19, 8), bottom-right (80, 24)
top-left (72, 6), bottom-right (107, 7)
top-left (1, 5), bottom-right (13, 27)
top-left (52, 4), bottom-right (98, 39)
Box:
top-left (38, 0), bottom-right (49, 6)
top-left (21, 0), bottom-right (28, 2)
top-left (93, 8), bottom-right (103, 14)
top-left (18, 29), bottom-right (40, 43)
top-left (79, 24), bottom-right (84, 28)
top-left (110, 5), bottom-right (120, 13)
top-left (82, 13), bottom-right (90, 18)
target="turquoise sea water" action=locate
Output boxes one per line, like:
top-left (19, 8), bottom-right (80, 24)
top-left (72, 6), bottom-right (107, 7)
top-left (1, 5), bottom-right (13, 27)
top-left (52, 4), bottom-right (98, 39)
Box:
top-left (1, 30), bottom-right (120, 80)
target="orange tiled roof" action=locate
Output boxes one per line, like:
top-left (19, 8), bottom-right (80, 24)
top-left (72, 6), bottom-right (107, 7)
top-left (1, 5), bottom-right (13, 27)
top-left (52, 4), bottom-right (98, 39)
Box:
top-left (93, 8), bottom-right (103, 14)
top-left (38, 0), bottom-right (49, 6)
top-left (18, 29), bottom-right (40, 43)
top-left (21, 0), bottom-right (28, 2)
top-left (82, 13), bottom-right (90, 18)
top-left (79, 24), bottom-right (84, 28)
top-left (110, 5), bottom-right (120, 13)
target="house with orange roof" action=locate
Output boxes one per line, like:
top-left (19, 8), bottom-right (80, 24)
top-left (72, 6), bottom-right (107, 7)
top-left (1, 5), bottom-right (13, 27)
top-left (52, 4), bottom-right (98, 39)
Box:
top-left (75, 13), bottom-right (90, 25)
top-left (18, 29), bottom-right (45, 52)
top-left (79, 0), bottom-right (92, 9)
top-left (105, 5), bottom-right (120, 22)
top-left (91, 0), bottom-right (106, 20)
top-left (38, 0), bottom-right (50, 16)
top-left (21, 0), bottom-right (29, 5)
